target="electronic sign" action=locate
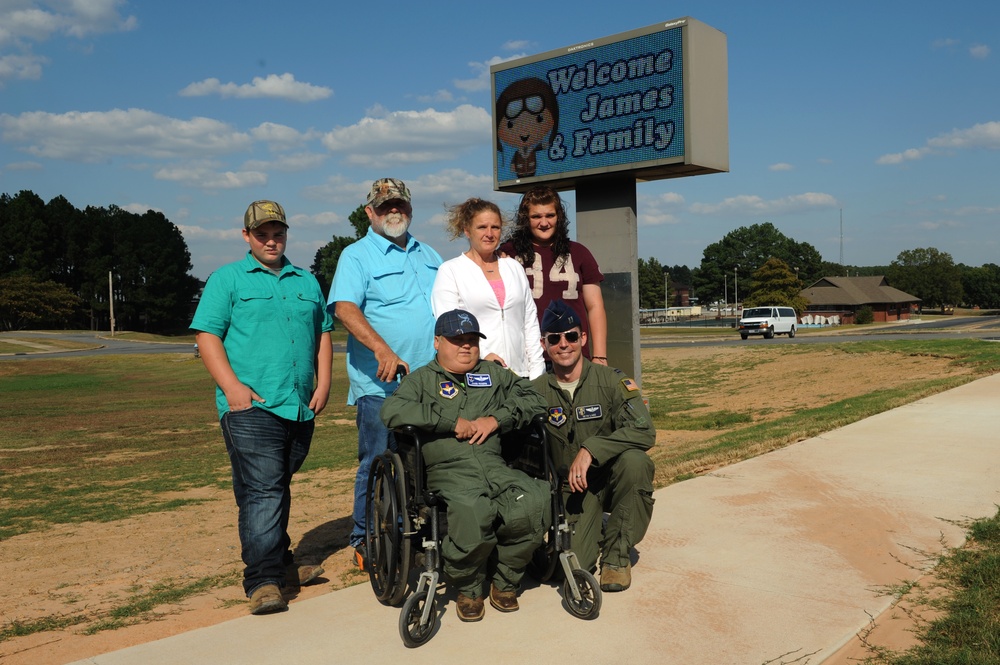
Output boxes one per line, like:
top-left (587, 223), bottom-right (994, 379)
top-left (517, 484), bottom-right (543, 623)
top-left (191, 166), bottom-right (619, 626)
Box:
top-left (491, 17), bottom-right (728, 193)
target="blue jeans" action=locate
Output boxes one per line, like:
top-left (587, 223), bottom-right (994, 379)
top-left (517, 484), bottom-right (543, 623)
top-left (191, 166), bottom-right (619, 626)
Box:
top-left (351, 395), bottom-right (396, 547)
top-left (220, 407), bottom-right (313, 596)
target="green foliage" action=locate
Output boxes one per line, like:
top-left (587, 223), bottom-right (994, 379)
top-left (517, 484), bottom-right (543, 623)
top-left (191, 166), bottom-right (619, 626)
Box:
top-left (0, 191), bottom-right (200, 332)
top-left (0, 274), bottom-right (82, 331)
top-left (311, 205), bottom-right (368, 293)
top-left (856, 305), bottom-right (874, 324)
top-left (741, 257), bottom-right (809, 312)
top-left (692, 222), bottom-right (822, 305)
top-left (637, 257), bottom-right (667, 308)
top-left (959, 263), bottom-right (1000, 309)
top-left (888, 247), bottom-right (963, 311)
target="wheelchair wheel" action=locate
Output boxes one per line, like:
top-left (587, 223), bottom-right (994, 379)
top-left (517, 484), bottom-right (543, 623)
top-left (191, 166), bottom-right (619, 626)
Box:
top-left (399, 589), bottom-right (437, 648)
top-left (366, 451), bottom-right (411, 606)
top-left (563, 568), bottom-right (601, 620)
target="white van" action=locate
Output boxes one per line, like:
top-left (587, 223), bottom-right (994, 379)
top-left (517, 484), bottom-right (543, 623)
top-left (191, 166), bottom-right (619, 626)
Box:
top-left (737, 306), bottom-right (797, 340)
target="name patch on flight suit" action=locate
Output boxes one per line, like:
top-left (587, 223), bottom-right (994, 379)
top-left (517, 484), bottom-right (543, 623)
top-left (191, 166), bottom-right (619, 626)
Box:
top-left (439, 381), bottom-right (458, 399)
top-left (465, 373), bottom-right (492, 387)
top-left (547, 407), bottom-right (567, 427)
top-left (575, 404), bottom-right (603, 421)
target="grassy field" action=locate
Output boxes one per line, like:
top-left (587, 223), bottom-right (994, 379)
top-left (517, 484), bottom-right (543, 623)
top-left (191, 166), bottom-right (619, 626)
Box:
top-left (3, 337), bottom-right (998, 540)
top-left (1, 336), bottom-right (999, 659)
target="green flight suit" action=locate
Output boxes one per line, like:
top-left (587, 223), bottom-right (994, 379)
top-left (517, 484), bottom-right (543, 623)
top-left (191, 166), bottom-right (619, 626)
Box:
top-left (381, 358), bottom-right (550, 597)
top-left (532, 360), bottom-right (656, 571)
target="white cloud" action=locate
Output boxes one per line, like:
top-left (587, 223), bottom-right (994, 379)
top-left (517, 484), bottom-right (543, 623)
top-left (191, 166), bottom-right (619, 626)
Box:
top-left (249, 122), bottom-right (318, 149)
top-left (878, 121), bottom-right (1000, 164)
top-left (179, 73), bottom-right (332, 102)
top-left (0, 53), bottom-right (46, 82)
top-left (321, 105), bottom-right (490, 167)
top-left (769, 162), bottom-right (794, 171)
top-left (415, 89), bottom-right (456, 104)
top-left (121, 202), bottom-right (162, 215)
top-left (0, 1), bottom-right (136, 82)
top-left (0, 108), bottom-right (253, 161)
top-left (4, 160), bottom-right (42, 170)
top-left (154, 164), bottom-right (267, 190)
top-left (932, 38), bottom-right (960, 49)
top-left (636, 191), bottom-right (685, 226)
top-left (927, 121), bottom-right (1000, 150)
top-left (502, 40), bottom-right (531, 51)
top-left (242, 152), bottom-right (327, 173)
top-left (177, 224), bottom-right (242, 241)
top-left (969, 43), bottom-right (991, 59)
top-left (454, 55), bottom-right (526, 92)
top-left (689, 192), bottom-right (838, 216)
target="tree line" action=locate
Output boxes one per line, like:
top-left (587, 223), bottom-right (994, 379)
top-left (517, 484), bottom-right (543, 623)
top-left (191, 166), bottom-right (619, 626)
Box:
top-left (1, 190), bottom-right (200, 332)
top-left (634, 222), bottom-right (1000, 312)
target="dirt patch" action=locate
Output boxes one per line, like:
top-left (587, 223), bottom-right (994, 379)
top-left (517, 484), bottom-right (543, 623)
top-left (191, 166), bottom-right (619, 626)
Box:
top-left (0, 344), bottom-right (974, 664)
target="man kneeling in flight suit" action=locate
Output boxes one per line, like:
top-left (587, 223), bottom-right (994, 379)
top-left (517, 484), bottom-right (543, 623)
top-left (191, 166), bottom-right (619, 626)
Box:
top-left (532, 299), bottom-right (656, 592)
top-left (381, 309), bottom-right (550, 622)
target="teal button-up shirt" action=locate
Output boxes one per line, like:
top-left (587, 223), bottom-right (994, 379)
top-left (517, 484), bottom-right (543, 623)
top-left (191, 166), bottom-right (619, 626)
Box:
top-left (191, 252), bottom-right (334, 421)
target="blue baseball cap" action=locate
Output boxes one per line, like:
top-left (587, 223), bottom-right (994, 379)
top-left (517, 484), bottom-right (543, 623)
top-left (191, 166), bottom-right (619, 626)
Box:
top-left (541, 299), bottom-right (580, 333)
top-left (434, 309), bottom-right (487, 339)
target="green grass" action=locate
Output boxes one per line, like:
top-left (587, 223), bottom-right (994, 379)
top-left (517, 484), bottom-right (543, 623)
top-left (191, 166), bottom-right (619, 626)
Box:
top-left (861, 507), bottom-right (1000, 664)
top-left (0, 353), bottom-right (359, 539)
top-left (82, 571), bottom-right (242, 635)
top-left (1, 336), bottom-right (998, 644)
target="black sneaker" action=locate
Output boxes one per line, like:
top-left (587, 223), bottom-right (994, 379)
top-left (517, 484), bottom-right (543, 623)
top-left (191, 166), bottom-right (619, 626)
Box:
top-left (353, 543), bottom-right (367, 571)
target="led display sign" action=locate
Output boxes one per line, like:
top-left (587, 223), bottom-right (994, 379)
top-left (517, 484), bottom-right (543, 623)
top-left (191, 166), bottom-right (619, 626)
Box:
top-left (491, 17), bottom-right (727, 193)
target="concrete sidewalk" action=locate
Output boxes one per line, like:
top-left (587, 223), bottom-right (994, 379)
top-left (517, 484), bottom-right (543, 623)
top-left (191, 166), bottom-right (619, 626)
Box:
top-left (70, 373), bottom-right (1000, 665)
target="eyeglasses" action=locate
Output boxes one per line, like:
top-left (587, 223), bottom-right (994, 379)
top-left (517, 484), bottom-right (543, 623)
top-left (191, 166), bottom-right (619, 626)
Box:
top-left (504, 95), bottom-right (545, 119)
top-left (545, 331), bottom-right (580, 345)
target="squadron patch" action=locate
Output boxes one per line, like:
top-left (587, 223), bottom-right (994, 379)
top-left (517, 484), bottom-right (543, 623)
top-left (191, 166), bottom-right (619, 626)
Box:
top-left (621, 377), bottom-right (639, 392)
top-left (465, 372), bottom-right (492, 387)
top-left (547, 407), bottom-right (567, 427)
top-left (575, 404), bottom-right (603, 421)
top-left (439, 381), bottom-right (458, 399)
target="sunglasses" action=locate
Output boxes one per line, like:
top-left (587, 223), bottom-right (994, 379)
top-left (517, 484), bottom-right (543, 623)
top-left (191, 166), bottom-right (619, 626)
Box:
top-left (545, 331), bottom-right (580, 345)
top-left (504, 95), bottom-right (545, 119)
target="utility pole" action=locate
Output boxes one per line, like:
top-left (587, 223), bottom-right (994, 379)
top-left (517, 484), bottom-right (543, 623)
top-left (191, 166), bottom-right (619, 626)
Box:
top-left (734, 267), bottom-right (739, 313)
top-left (108, 271), bottom-right (115, 336)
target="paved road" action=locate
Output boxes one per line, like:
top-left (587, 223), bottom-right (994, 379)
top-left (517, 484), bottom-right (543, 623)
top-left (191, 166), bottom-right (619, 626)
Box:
top-left (0, 331), bottom-right (348, 359)
top-left (4, 316), bottom-right (998, 359)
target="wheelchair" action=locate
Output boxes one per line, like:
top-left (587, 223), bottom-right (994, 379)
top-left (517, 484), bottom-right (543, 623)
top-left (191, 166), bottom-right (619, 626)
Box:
top-left (365, 414), bottom-right (601, 647)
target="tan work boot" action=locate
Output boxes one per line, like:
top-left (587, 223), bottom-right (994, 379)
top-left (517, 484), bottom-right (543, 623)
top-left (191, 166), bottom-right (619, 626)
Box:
top-left (248, 584), bottom-right (288, 615)
top-left (285, 563), bottom-right (325, 588)
top-left (489, 584), bottom-right (519, 612)
top-left (455, 593), bottom-right (485, 622)
top-left (600, 562), bottom-right (632, 592)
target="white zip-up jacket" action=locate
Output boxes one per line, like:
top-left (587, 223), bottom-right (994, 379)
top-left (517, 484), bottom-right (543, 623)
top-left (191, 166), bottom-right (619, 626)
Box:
top-left (431, 253), bottom-right (545, 379)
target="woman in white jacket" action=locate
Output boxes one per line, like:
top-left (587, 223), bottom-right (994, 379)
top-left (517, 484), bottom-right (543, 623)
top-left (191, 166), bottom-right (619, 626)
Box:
top-left (432, 198), bottom-right (545, 380)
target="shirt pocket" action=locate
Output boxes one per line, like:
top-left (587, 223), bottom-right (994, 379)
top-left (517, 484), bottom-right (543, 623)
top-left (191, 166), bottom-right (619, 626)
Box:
top-left (370, 266), bottom-right (408, 305)
top-left (235, 290), bottom-right (275, 321)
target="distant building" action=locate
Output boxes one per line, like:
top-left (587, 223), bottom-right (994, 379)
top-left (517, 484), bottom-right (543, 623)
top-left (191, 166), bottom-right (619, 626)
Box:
top-left (800, 276), bottom-right (921, 324)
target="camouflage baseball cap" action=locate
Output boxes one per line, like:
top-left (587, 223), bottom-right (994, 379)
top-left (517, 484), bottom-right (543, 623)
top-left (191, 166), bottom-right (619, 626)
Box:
top-left (244, 200), bottom-right (287, 230)
top-left (366, 178), bottom-right (411, 208)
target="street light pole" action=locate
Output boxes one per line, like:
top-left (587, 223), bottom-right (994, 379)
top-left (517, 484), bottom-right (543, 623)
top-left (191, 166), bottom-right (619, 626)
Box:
top-left (734, 267), bottom-right (738, 313)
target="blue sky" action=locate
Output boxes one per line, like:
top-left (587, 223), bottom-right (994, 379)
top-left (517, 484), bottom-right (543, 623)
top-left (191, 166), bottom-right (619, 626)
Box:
top-left (2, 0), bottom-right (998, 281)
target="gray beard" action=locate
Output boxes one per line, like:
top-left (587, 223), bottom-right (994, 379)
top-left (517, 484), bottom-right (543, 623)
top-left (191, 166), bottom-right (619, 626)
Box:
top-left (381, 212), bottom-right (410, 239)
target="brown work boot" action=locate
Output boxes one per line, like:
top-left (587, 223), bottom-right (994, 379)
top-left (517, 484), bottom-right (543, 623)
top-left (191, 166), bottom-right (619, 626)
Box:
top-left (489, 584), bottom-right (519, 612)
top-left (455, 593), bottom-right (485, 622)
top-left (600, 562), bottom-right (632, 592)
top-left (248, 584), bottom-right (288, 615)
top-left (285, 563), bottom-right (325, 588)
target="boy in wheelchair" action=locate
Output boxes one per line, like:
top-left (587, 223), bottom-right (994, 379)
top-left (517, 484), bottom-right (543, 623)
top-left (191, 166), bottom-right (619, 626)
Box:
top-left (381, 309), bottom-right (551, 622)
